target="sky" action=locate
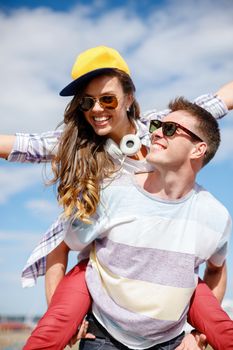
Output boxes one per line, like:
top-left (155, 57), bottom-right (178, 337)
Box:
top-left (0, 0), bottom-right (233, 317)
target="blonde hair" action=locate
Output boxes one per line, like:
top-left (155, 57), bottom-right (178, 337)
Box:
top-left (51, 69), bottom-right (140, 223)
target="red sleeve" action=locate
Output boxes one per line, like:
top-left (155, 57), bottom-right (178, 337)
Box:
top-left (187, 278), bottom-right (233, 350)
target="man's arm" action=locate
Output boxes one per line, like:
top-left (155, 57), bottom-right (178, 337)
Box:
top-left (176, 263), bottom-right (227, 350)
top-left (215, 81), bottom-right (233, 111)
top-left (203, 260), bottom-right (227, 303)
top-left (45, 240), bottom-right (70, 305)
top-left (0, 135), bottom-right (16, 159)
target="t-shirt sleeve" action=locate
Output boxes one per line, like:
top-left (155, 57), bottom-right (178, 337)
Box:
top-left (64, 207), bottom-right (108, 251)
top-left (208, 215), bottom-right (232, 267)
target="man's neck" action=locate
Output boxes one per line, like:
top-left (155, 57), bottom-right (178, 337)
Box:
top-left (135, 168), bottom-right (196, 200)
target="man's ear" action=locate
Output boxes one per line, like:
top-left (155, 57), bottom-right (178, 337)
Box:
top-left (190, 142), bottom-right (207, 160)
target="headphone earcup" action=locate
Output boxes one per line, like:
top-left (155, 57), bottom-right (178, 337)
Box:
top-left (105, 138), bottom-right (123, 158)
top-left (120, 134), bottom-right (141, 156)
top-left (105, 134), bottom-right (141, 158)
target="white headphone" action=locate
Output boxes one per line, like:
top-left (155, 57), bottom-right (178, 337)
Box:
top-left (105, 134), bottom-right (141, 158)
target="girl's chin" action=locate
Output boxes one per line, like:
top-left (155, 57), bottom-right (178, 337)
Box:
top-left (94, 126), bottom-right (112, 136)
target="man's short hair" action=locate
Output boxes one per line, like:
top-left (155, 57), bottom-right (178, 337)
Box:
top-left (168, 97), bottom-right (221, 166)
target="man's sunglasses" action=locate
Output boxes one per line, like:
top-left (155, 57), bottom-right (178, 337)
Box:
top-left (79, 95), bottom-right (118, 112)
top-left (149, 119), bottom-right (203, 142)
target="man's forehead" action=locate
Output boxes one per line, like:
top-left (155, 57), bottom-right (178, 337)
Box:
top-left (163, 110), bottom-right (192, 122)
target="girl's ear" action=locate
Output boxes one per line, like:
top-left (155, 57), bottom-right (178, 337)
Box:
top-left (126, 94), bottom-right (134, 109)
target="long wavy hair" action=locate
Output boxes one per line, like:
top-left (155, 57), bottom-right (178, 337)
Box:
top-left (51, 69), bottom-right (140, 223)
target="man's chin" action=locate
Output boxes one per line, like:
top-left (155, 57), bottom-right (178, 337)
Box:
top-left (145, 154), bottom-right (157, 167)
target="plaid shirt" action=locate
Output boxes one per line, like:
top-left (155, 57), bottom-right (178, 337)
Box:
top-left (8, 94), bottom-right (227, 287)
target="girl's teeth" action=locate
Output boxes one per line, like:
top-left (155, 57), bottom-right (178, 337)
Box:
top-left (94, 116), bottom-right (110, 122)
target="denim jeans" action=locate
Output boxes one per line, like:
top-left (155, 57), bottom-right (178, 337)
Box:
top-left (80, 315), bottom-right (185, 350)
top-left (80, 333), bottom-right (184, 350)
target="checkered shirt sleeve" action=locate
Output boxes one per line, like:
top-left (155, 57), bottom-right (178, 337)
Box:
top-left (140, 93), bottom-right (228, 124)
top-left (21, 216), bottom-right (65, 287)
top-left (8, 130), bottom-right (63, 163)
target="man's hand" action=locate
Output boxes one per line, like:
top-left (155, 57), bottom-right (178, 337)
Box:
top-left (68, 319), bottom-right (96, 347)
top-left (175, 332), bottom-right (207, 350)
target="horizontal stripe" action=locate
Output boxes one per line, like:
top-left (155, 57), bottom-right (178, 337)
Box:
top-left (86, 263), bottom-right (188, 346)
top-left (104, 215), bottom-right (219, 257)
top-left (90, 249), bottom-right (195, 321)
top-left (96, 238), bottom-right (196, 288)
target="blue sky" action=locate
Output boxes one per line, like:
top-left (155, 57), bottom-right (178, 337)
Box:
top-left (0, 0), bottom-right (233, 317)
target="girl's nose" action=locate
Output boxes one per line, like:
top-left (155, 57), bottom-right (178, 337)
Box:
top-left (92, 100), bottom-right (104, 112)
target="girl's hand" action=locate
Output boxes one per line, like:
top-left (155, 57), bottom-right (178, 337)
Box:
top-left (175, 331), bottom-right (207, 350)
top-left (69, 319), bottom-right (96, 347)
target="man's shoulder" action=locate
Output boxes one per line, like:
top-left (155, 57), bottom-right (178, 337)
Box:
top-left (102, 172), bottom-right (134, 188)
top-left (195, 183), bottom-right (231, 222)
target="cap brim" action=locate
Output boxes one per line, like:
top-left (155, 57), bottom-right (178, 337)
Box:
top-left (59, 68), bottom-right (117, 96)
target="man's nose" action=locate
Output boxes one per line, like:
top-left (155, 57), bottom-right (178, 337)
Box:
top-left (151, 128), bottom-right (163, 143)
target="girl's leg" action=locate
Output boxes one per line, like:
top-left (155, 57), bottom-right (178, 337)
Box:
top-left (23, 259), bottom-right (91, 350)
top-left (188, 278), bottom-right (233, 350)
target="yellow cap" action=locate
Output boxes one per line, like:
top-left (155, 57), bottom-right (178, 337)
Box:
top-left (60, 46), bottom-right (130, 96)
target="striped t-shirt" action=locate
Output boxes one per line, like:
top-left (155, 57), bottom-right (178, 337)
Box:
top-left (64, 173), bottom-right (231, 349)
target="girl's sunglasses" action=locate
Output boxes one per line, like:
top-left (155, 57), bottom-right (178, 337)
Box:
top-left (149, 119), bottom-right (203, 142)
top-left (79, 95), bottom-right (118, 112)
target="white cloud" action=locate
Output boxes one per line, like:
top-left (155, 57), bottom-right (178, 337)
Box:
top-left (0, 5), bottom-right (147, 134)
top-left (214, 127), bottom-right (233, 164)
top-left (0, 165), bottom-right (45, 203)
top-left (0, 271), bottom-right (24, 284)
top-left (25, 199), bottom-right (60, 217)
top-left (131, 1), bottom-right (233, 105)
top-left (0, 229), bottom-right (42, 267)
top-left (1, 1), bottom-right (233, 133)
top-left (0, 229), bottom-right (41, 244)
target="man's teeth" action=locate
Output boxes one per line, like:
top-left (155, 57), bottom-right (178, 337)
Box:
top-left (94, 116), bottom-right (110, 122)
